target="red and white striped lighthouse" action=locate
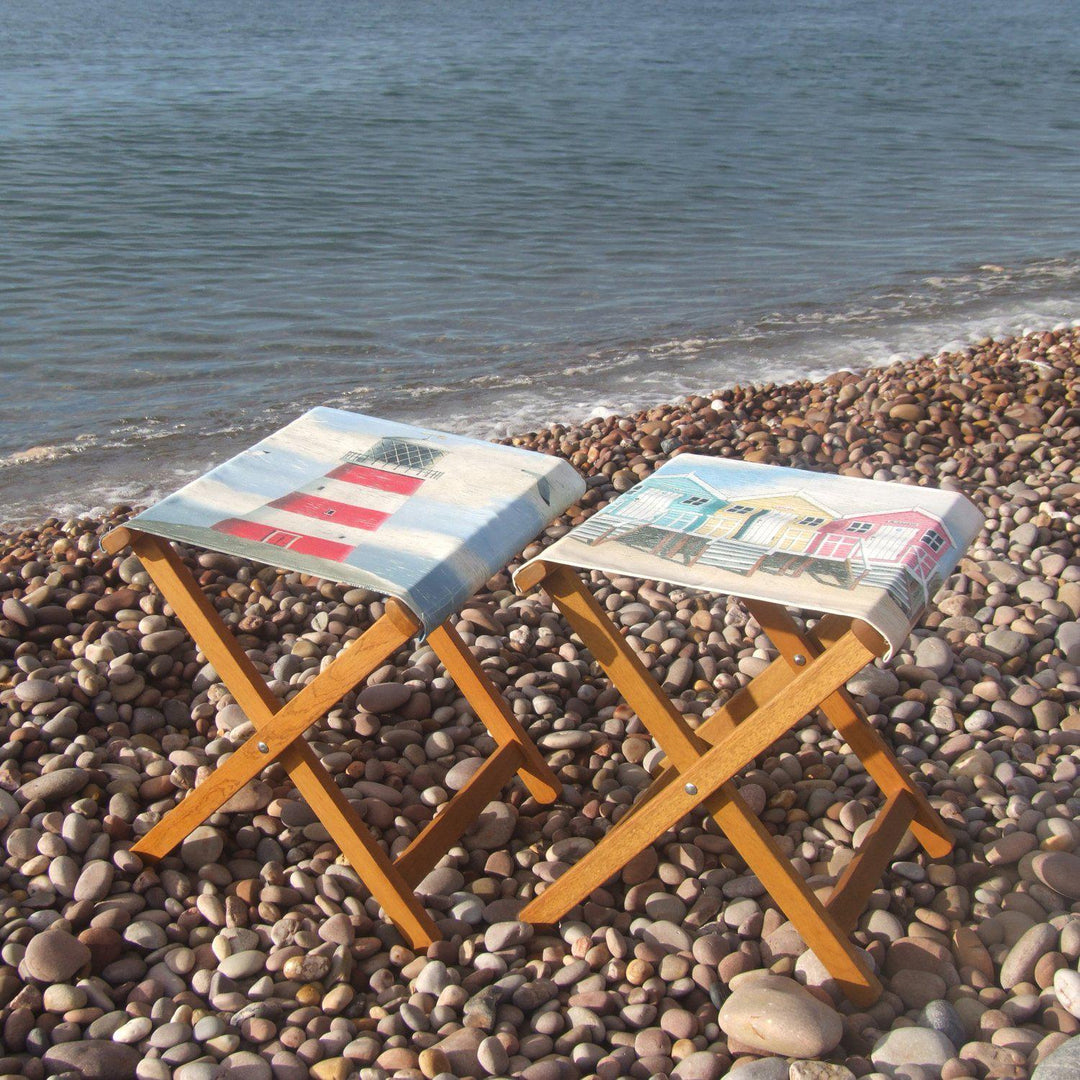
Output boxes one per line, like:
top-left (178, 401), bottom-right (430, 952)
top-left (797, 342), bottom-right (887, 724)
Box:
top-left (212, 437), bottom-right (445, 563)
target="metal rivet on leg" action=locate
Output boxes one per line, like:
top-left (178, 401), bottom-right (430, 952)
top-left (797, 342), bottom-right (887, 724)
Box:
top-left (793, 654), bottom-right (806, 666)
top-left (684, 782), bottom-right (698, 795)
top-left (257, 741), bottom-right (269, 754)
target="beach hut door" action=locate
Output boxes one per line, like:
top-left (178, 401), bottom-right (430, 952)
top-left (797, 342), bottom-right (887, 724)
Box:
top-left (861, 525), bottom-right (912, 563)
top-left (264, 529), bottom-right (301, 548)
top-left (740, 512), bottom-right (790, 548)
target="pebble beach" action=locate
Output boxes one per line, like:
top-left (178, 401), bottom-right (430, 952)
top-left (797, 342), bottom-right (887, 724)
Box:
top-left (3, 326), bottom-right (1080, 1080)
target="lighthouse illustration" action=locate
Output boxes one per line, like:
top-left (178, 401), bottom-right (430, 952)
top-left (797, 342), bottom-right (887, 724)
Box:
top-left (211, 437), bottom-right (446, 564)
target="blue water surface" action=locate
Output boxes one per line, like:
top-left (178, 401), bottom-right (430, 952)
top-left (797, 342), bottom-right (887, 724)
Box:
top-left (1, 0), bottom-right (1078, 521)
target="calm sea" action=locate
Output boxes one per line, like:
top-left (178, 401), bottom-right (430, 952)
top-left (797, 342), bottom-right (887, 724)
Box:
top-left (2, 0), bottom-right (1079, 524)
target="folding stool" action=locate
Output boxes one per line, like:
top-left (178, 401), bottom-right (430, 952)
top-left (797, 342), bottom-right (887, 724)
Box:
top-left (102, 408), bottom-right (585, 948)
top-left (513, 456), bottom-right (982, 1004)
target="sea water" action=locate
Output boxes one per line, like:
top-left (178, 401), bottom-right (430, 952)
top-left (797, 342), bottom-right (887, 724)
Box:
top-left (2, 0), bottom-right (1078, 523)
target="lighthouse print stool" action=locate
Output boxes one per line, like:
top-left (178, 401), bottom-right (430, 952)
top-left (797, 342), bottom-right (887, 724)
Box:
top-left (514, 456), bottom-right (983, 1005)
top-left (102, 408), bottom-right (585, 948)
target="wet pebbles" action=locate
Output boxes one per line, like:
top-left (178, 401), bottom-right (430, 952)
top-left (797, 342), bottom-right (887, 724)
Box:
top-left (2, 326), bottom-right (1080, 1078)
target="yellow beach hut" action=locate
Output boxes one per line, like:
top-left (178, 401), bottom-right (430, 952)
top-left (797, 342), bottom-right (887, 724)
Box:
top-left (697, 491), bottom-right (838, 552)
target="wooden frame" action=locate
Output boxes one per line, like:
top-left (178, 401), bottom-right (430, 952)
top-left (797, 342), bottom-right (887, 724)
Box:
top-left (102, 527), bottom-right (561, 948)
top-left (515, 560), bottom-right (953, 1006)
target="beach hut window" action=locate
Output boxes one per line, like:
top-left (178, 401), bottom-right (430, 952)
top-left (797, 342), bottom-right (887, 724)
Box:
top-left (729, 504), bottom-right (755, 515)
top-left (797, 515), bottom-right (826, 526)
top-left (846, 521), bottom-right (872, 533)
top-left (922, 528), bottom-right (946, 551)
top-left (663, 511), bottom-right (699, 530)
top-left (682, 495), bottom-right (709, 506)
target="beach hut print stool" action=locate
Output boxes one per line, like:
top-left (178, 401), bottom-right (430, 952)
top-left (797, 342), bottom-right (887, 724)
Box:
top-left (514, 455), bottom-right (983, 1005)
top-left (101, 408), bottom-right (585, 948)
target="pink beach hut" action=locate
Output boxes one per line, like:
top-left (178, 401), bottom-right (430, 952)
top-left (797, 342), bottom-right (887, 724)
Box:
top-left (806, 508), bottom-right (952, 571)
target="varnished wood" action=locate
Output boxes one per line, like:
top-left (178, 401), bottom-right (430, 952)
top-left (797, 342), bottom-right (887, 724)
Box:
top-left (101, 526), bottom-right (133, 556)
top-left (827, 790), bottom-right (916, 935)
top-left (513, 558), bottom-right (553, 593)
top-left (516, 624), bottom-right (874, 908)
top-left (708, 780), bottom-right (882, 1005)
top-left (746, 600), bottom-right (952, 859)
top-left (278, 748), bottom-right (439, 946)
top-left (125, 533), bottom-right (439, 946)
top-left (117, 530), bottom-right (562, 950)
top-left (517, 563), bottom-right (888, 1004)
top-left (133, 602), bottom-right (418, 854)
top-left (428, 621), bottom-right (560, 803)
top-left (395, 740), bottom-right (523, 887)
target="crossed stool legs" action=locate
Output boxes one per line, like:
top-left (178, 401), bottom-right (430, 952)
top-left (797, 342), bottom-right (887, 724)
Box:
top-left (516, 561), bottom-right (953, 1006)
top-left (103, 528), bottom-right (561, 948)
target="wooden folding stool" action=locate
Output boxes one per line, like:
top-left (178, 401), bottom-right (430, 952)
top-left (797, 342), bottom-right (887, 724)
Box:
top-left (513, 456), bottom-right (983, 1005)
top-left (102, 408), bottom-right (585, 948)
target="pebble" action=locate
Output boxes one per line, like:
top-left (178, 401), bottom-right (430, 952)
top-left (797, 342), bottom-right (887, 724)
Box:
top-left (180, 825), bottom-right (224, 868)
top-left (1032, 1035), bottom-right (1080, 1080)
top-left (22, 927), bottom-right (91, 983)
top-left (1031, 852), bottom-right (1080, 899)
top-left (916, 1000), bottom-right (966, 1051)
top-left (42, 1040), bottom-right (142, 1079)
top-left (357, 682), bottom-right (412, 713)
top-left (788, 1064), bottom-right (856, 1080)
top-left (469, 800), bottom-right (517, 848)
top-left (282, 954), bottom-right (331, 982)
top-left (219, 950), bottom-right (266, 980)
top-left (1000, 922), bottom-right (1058, 988)
top-left (726, 1060), bottom-right (789, 1080)
top-left (432, 1027), bottom-right (485, 1074)
top-left (477, 1035), bottom-right (509, 1075)
top-left (16, 767), bottom-right (88, 803)
top-left (1053, 969), bottom-right (1080, 1019)
top-left (871, 1028), bottom-right (955, 1077)
top-left (913, 636), bottom-right (953, 678)
top-left (718, 974), bottom-right (842, 1058)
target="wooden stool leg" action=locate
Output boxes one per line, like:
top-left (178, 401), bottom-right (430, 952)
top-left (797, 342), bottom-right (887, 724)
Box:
top-left (282, 745), bottom-right (440, 946)
top-left (749, 601), bottom-right (952, 859)
top-left (520, 643), bottom-right (872, 923)
top-left (394, 740), bottom-right (524, 887)
top-left (710, 782), bottom-right (882, 1006)
top-left (133, 604), bottom-right (417, 852)
top-left (826, 790), bottom-right (916, 934)
top-left (391, 620), bottom-right (563, 887)
top-left (521, 766), bottom-right (690, 925)
top-left (125, 534), bottom-right (439, 947)
top-left (519, 562), bottom-right (883, 1004)
top-left (428, 621), bottom-right (561, 803)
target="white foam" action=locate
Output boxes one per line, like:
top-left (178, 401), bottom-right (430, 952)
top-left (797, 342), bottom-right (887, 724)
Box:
top-left (5, 262), bottom-right (1079, 529)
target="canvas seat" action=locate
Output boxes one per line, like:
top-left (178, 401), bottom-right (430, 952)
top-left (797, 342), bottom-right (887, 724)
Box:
top-left (102, 407), bottom-right (585, 947)
top-left (513, 455), bottom-right (983, 1005)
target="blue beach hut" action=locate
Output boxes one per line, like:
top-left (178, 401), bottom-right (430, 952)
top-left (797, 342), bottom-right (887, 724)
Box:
top-left (605, 472), bottom-right (728, 531)
top-left (573, 472), bottom-right (731, 563)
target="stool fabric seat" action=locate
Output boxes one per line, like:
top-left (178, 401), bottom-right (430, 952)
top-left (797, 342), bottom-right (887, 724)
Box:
top-left (128, 407), bottom-right (585, 637)
top-left (104, 410), bottom-right (584, 950)
top-left (522, 455), bottom-right (982, 658)
top-left (514, 459), bottom-right (983, 1006)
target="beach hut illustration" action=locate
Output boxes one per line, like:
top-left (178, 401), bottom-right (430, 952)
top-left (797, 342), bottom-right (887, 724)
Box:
top-left (212, 437), bottom-right (446, 563)
top-left (700, 492), bottom-right (836, 548)
top-left (800, 508), bottom-right (954, 607)
top-left (579, 473), bottom-right (729, 565)
top-left (575, 471), bottom-right (955, 610)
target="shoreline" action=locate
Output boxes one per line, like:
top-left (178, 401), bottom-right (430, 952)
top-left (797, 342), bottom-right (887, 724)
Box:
top-left (3, 299), bottom-right (1078, 533)
top-left (2, 326), bottom-right (1080, 1079)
